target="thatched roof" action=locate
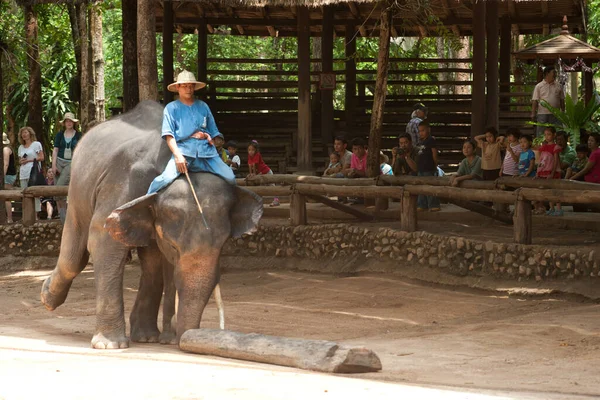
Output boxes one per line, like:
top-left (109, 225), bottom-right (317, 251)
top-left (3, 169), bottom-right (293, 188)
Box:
top-left (157, 0), bottom-right (586, 37)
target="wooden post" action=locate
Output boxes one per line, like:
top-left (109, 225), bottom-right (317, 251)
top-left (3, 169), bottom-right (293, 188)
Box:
top-left (345, 23), bottom-right (357, 131)
top-left (400, 191), bottom-right (417, 232)
top-left (137, 0), bottom-right (158, 101)
top-left (499, 17), bottom-right (511, 113)
top-left (297, 6), bottom-right (312, 173)
top-left (197, 19), bottom-right (208, 85)
top-left (321, 6), bottom-right (334, 148)
top-left (584, 61), bottom-right (593, 105)
top-left (22, 195), bottom-right (36, 227)
top-left (471, 0), bottom-right (486, 138)
top-left (513, 198), bottom-right (532, 244)
top-left (366, 4), bottom-right (391, 179)
top-left (290, 192), bottom-right (307, 226)
top-left (485, 0), bottom-right (499, 129)
top-left (162, 0), bottom-right (174, 104)
top-left (121, 0), bottom-right (138, 112)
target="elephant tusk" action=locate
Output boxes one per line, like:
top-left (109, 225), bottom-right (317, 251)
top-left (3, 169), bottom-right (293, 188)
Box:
top-left (214, 283), bottom-right (225, 330)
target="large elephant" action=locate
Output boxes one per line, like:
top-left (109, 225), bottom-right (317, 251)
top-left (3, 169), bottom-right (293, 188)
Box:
top-left (40, 101), bottom-right (262, 349)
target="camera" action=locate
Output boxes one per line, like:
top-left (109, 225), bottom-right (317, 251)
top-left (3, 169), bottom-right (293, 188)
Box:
top-left (394, 147), bottom-right (404, 155)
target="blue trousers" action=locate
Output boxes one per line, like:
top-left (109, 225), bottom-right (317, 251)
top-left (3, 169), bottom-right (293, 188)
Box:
top-left (417, 171), bottom-right (440, 209)
top-left (148, 155), bottom-right (236, 194)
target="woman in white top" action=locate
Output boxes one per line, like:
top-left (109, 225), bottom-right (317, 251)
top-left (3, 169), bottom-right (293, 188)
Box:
top-left (17, 126), bottom-right (44, 214)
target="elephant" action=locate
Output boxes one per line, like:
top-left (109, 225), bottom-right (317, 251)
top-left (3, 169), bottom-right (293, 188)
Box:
top-left (40, 101), bottom-right (263, 349)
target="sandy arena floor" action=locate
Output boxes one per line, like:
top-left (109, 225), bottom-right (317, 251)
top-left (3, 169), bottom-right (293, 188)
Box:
top-left (1, 260), bottom-right (599, 399)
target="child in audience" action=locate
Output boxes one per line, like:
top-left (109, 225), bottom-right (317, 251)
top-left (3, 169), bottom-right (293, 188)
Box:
top-left (214, 133), bottom-right (228, 162)
top-left (379, 152), bottom-right (393, 175)
top-left (536, 127), bottom-right (562, 216)
top-left (518, 134), bottom-right (536, 178)
top-left (565, 144), bottom-right (589, 180)
top-left (225, 141), bottom-right (240, 177)
top-left (323, 152), bottom-right (342, 177)
top-left (570, 133), bottom-right (600, 183)
top-left (475, 127), bottom-right (504, 181)
top-left (450, 139), bottom-right (482, 186)
top-left (416, 120), bottom-right (440, 211)
top-left (500, 127), bottom-right (522, 177)
top-left (248, 140), bottom-right (279, 207)
top-left (41, 169), bottom-right (57, 220)
top-left (348, 138), bottom-right (368, 178)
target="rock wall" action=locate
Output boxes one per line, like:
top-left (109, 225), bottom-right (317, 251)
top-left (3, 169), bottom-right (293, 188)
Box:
top-left (2, 222), bottom-right (598, 282)
top-left (0, 222), bottom-right (62, 256)
top-left (223, 224), bottom-right (599, 281)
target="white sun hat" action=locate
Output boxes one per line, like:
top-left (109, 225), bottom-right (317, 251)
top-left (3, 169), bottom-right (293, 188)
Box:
top-left (167, 70), bottom-right (206, 92)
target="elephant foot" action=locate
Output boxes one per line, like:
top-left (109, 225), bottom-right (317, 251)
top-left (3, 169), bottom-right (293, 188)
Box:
top-left (130, 326), bottom-right (160, 343)
top-left (159, 329), bottom-right (177, 345)
top-left (40, 276), bottom-right (71, 311)
top-left (91, 332), bottom-right (129, 349)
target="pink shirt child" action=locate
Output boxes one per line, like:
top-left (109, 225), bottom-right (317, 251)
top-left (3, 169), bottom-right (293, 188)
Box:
top-left (350, 152), bottom-right (368, 174)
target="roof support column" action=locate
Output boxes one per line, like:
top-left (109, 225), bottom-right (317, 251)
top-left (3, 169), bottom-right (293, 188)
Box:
top-left (485, 0), bottom-right (499, 130)
top-left (345, 23), bottom-right (357, 133)
top-left (584, 60), bottom-right (593, 105)
top-left (162, 0), bottom-right (174, 104)
top-left (137, 0), bottom-right (158, 101)
top-left (197, 18), bottom-right (208, 98)
top-left (470, 0), bottom-right (486, 138)
top-left (297, 6), bottom-right (312, 173)
top-left (121, 0), bottom-right (138, 112)
top-left (499, 17), bottom-right (511, 113)
top-left (321, 5), bottom-right (334, 149)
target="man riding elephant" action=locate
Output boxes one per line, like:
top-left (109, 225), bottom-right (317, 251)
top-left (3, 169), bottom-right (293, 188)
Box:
top-left (40, 100), bottom-right (262, 349)
top-left (148, 70), bottom-right (235, 194)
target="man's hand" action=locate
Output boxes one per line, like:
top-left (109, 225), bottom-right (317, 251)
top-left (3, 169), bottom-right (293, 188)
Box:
top-left (174, 153), bottom-right (188, 173)
top-left (191, 131), bottom-right (214, 146)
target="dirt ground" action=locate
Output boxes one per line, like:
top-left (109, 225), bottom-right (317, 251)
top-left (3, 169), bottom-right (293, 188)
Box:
top-left (1, 256), bottom-right (599, 399)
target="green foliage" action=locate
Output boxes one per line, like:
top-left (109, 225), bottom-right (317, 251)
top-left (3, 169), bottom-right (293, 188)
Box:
top-left (528, 94), bottom-right (600, 147)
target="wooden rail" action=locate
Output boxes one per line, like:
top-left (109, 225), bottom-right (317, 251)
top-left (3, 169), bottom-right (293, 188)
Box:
top-left (0, 186), bottom-right (69, 226)
top-left (241, 175), bottom-right (600, 245)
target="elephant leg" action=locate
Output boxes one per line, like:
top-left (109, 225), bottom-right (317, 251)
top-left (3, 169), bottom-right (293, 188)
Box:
top-left (175, 250), bottom-right (220, 342)
top-left (160, 259), bottom-right (177, 345)
top-left (41, 210), bottom-right (90, 311)
top-left (130, 244), bottom-right (163, 343)
top-left (88, 230), bottom-right (130, 349)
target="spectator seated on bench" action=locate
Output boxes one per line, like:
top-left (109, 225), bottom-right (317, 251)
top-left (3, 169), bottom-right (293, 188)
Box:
top-left (449, 139), bottom-right (482, 187)
top-left (570, 133), bottom-right (600, 184)
top-left (565, 144), bottom-right (589, 180)
top-left (392, 134), bottom-right (418, 177)
top-left (323, 152), bottom-right (342, 177)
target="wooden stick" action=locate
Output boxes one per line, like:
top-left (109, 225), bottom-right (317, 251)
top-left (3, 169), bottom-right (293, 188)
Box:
top-left (184, 171), bottom-right (209, 229)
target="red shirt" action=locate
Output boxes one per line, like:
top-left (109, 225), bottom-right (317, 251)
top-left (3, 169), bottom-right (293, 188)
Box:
top-left (585, 148), bottom-right (600, 183)
top-left (248, 152), bottom-right (271, 175)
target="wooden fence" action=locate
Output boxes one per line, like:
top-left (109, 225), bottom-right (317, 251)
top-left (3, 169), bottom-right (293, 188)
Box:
top-left (0, 186), bottom-right (68, 226)
top-left (240, 175), bottom-right (600, 245)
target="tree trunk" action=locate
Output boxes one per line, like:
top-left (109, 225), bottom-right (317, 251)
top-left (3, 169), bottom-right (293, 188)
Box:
top-left (90, 0), bottom-right (105, 123)
top-left (122, 0), bottom-right (138, 111)
top-left (77, 2), bottom-right (91, 130)
top-left (366, 4), bottom-right (392, 178)
top-left (24, 5), bottom-right (45, 151)
top-left (0, 49), bottom-right (4, 194)
top-left (137, 0), bottom-right (158, 101)
top-left (67, 4), bottom-right (81, 105)
top-left (455, 37), bottom-right (470, 95)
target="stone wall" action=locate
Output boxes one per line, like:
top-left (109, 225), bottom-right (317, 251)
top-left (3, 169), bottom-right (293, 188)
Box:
top-left (2, 221), bottom-right (598, 282)
top-left (223, 224), bottom-right (599, 281)
top-left (0, 222), bottom-right (63, 256)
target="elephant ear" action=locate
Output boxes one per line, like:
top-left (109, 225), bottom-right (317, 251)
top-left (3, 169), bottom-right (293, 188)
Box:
top-left (105, 193), bottom-right (157, 246)
top-left (230, 186), bottom-right (263, 238)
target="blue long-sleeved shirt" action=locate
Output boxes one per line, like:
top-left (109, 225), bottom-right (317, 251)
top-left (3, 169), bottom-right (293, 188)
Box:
top-left (161, 100), bottom-right (220, 158)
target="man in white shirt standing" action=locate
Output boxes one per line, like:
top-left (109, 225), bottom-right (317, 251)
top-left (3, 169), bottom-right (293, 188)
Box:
top-left (531, 66), bottom-right (565, 137)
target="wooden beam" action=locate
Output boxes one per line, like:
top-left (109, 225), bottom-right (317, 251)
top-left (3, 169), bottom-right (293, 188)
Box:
top-left (290, 192), bottom-right (307, 225)
top-left (403, 185), bottom-right (515, 204)
top-left (499, 17), bottom-right (511, 111)
top-left (261, 7), bottom-right (277, 37)
top-left (163, 0), bottom-right (174, 104)
top-left (321, 5), bottom-right (334, 147)
top-left (305, 194), bottom-right (374, 221)
top-left (418, 25), bottom-right (427, 37)
top-left (226, 7), bottom-right (244, 35)
top-left (345, 23), bottom-right (357, 130)
top-left (507, 0), bottom-right (520, 34)
top-left (400, 191), bottom-right (417, 232)
top-left (194, 3), bottom-right (214, 33)
top-left (471, 0), bottom-right (486, 137)
top-left (485, 0), bottom-right (499, 129)
top-left (541, 1), bottom-right (549, 35)
top-left (297, 6), bottom-right (312, 172)
top-left (513, 199), bottom-right (532, 244)
top-left (391, 26), bottom-right (398, 37)
top-left (348, 2), bottom-right (367, 37)
top-left (197, 18), bottom-right (207, 85)
top-left (449, 199), bottom-right (513, 225)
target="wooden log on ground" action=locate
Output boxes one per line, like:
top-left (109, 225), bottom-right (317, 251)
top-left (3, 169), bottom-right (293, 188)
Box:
top-left (449, 198), bottom-right (513, 225)
top-left (0, 190), bottom-right (24, 201)
top-left (295, 183), bottom-right (402, 199)
top-left (290, 192), bottom-right (307, 225)
top-left (498, 177), bottom-right (600, 191)
top-left (180, 329), bottom-right (382, 373)
top-left (400, 191), bottom-right (417, 232)
top-left (520, 188), bottom-right (600, 204)
top-left (246, 174), bottom-right (377, 186)
top-left (23, 185), bottom-right (69, 197)
top-left (513, 199), bottom-right (532, 244)
top-left (404, 185), bottom-right (515, 204)
top-left (306, 194), bottom-right (374, 221)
